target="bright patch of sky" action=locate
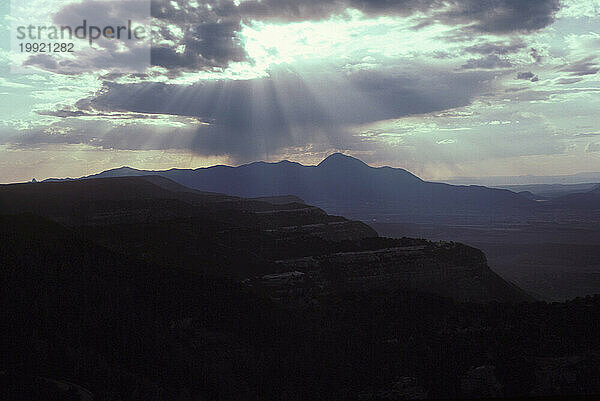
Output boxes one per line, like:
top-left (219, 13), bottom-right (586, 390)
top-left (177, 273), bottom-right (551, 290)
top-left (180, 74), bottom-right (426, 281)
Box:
top-left (240, 12), bottom-right (455, 69)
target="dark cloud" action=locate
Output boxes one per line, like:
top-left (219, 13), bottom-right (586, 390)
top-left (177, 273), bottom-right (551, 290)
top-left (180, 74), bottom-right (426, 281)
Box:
top-left (516, 71), bottom-right (534, 80)
top-left (18, 65), bottom-right (496, 160)
top-left (555, 77), bottom-right (584, 85)
top-left (235, 0), bottom-right (443, 21)
top-left (151, 20), bottom-right (247, 72)
top-left (81, 66), bottom-right (494, 124)
top-left (234, 0), bottom-right (561, 32)
top-left (150, 1), bottom-right (248, 72)
top-left (516, 71), bottom-right (539, 82)
top-left (461, 55), bottom-right (512, 70)
top-left (438, 0), bottom-right (560, 33)
top-left (36, 109), bottom-right (182, 120)
top-left (22, 54), bottom-right (59, 71)
top-left (561, 56), bottom-right (600, 77)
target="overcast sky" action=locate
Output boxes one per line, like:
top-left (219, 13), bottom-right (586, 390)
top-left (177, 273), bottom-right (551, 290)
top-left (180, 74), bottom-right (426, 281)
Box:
top-left (1, 0), bottom-right (600, 183)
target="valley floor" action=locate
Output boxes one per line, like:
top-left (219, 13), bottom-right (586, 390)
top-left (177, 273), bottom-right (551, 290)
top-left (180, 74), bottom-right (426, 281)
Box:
top-left (373, 220), bottom-right (600, 301)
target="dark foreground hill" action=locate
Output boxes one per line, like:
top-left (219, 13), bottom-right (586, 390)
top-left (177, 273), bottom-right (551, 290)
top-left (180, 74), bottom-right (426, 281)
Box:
top-left (2, 213), bottom-right (600, 400)
top-left (51, 153), bottom-right (537, 223)
top-left (0, 177), bottom-right (528, 302)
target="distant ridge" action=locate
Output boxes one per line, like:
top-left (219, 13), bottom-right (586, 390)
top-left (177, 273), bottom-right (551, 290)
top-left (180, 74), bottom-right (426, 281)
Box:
top-left (495, 183), bottom-right (600, 199)
top-left (445, 171), bottom-right (600, 186)
top-left (548, 182), bottom-right (600, 209)
top-left (44, 153), bottom-right (536, 222)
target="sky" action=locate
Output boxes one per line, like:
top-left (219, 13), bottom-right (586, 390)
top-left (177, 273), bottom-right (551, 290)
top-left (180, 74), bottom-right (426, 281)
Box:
top-left (1, 0), bottom-right (600, 183)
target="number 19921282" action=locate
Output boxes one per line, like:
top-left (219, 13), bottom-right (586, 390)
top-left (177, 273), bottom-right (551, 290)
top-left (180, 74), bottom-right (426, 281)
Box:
top-left (19, 43), bottom-right (74, 52)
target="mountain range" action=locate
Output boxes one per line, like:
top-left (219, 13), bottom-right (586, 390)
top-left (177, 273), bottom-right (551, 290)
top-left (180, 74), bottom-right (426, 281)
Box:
top-left (47, 153), bottom-right (539, 223)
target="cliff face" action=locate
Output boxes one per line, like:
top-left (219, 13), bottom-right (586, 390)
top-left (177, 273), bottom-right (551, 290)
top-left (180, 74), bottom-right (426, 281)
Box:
top-left (0, 176), bottom-right (377, 241)
top-left (253, 241), bottom-right (532, 303)
top-left (1, 176), bottom-right (528, 303)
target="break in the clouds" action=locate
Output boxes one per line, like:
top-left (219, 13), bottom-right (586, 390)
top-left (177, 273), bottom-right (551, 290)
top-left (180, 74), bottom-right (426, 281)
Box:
top-left (1, 0), bottom-right (600, 183)
top-left (148, 0), bottom-right (562, 73)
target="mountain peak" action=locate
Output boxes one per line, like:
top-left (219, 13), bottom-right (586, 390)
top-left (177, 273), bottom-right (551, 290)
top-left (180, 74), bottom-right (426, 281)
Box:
top-left (113, 166), bottom-right (139, 172)
top-left (317, 153), bottom-right (369, 169)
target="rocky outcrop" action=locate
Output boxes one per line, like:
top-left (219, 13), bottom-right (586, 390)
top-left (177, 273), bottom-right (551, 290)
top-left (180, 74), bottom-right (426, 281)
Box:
top-left (250, 242), bottom-right (532, 303)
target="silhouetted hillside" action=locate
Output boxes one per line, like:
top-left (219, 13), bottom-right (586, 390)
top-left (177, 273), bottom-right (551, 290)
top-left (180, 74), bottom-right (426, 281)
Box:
top-left (2, 213), bottom-right (600, 400)
top-left (57, 153), bottom-right (537, 223)
top-left (0, 177), bottom-right (527, 302)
